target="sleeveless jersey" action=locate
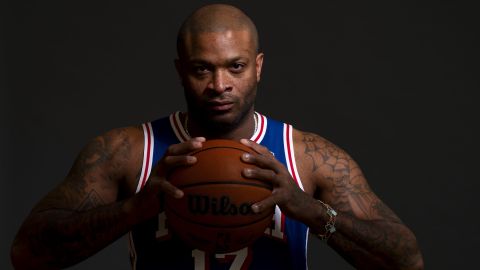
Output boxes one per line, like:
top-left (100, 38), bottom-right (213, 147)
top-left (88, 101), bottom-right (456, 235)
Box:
top-left (128, 112), bottom-right (309, 270)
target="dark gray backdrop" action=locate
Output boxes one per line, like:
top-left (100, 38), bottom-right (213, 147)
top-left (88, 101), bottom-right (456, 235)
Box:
top-left (3, 1), bottom-right (478, 269)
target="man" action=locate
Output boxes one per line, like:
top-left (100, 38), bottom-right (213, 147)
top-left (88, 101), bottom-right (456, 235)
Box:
top-left (11, 4), bottom-right (424, 270)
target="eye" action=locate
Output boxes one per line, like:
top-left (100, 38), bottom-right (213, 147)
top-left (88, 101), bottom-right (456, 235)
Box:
top-left (192, 65), bottom-right (209, 75)
top-left (230, 63), bottom-right (245, 73)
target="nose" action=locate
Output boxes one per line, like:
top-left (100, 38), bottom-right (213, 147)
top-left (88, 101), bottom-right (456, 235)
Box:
top-left (207, 69), bottom-right (232, 93)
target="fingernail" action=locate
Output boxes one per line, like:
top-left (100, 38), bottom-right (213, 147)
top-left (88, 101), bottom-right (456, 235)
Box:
top-left (195, 137), bottom-right (206, 142)
top-left (175, 190), bottom-right (184, 199)
top-left (243, 153), bottom-right (251, 160)
top-left (240, 138), bottom-right (250, 145)
top-left (187, 156), bottom-right (197, 163)
top-left (244, 168), bottom-right (252, 177)
top-left (251, 204), bottom-right (260, 213)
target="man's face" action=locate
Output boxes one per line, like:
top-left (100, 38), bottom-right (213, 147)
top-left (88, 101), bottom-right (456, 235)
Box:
top-left (176, 30), bottom-right (264, 129)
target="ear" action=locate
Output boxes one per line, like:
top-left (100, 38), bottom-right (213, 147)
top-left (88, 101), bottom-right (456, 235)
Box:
top-left (255, 53), bottom-right (264, 82)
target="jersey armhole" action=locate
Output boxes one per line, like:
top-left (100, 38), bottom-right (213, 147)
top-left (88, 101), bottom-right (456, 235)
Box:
top-left (284, 124), bottom-right (305, 191)
top-left (135, 122), bottom-right (154, 193)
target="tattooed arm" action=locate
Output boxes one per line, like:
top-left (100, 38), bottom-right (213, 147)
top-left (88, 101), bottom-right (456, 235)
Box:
top-left (240, 131), bottom-right (423, 270)
top-left (298, 131), bottom-right (424, 270)
top-left (11, 126), bottom-right (204, 269)
top-left (10, 127), bottom-right (148, 269)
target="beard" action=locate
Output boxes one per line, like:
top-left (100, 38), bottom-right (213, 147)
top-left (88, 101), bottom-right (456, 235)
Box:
top-left (184, 85), bottom-right (257, 135)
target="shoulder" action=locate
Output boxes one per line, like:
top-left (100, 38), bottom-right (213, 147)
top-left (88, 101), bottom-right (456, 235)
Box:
top-left (292, 128), bottom-right (363, 195)
top-left (292, 128), bottom-right (354, 175)
top-left (79, 125), bottom-right (145, 196)
top-left (87, 126), bottom-right (144, 163)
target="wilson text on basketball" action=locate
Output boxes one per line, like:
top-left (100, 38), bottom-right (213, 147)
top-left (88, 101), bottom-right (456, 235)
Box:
top-left (188, 195), bottom-right (255, 215)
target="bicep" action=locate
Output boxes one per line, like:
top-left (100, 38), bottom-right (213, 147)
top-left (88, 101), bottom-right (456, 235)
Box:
top-left (320, 161), bottom-right (396, 221)
top-left (32, 128), bottom-right (134, 213)
top-left (321, 156), bottom-right (402, 223)
top-left (297, 131), bottom-right (400, 222)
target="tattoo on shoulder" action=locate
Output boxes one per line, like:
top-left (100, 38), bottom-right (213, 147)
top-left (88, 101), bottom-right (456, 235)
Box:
top-left (76, 128), bottom-right (131, 174)
top-left (301, 132), bottom-right (354, 175)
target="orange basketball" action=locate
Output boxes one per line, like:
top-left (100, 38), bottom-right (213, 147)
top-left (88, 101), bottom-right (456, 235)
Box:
top-left (165, 139), bottom-right (274, 253)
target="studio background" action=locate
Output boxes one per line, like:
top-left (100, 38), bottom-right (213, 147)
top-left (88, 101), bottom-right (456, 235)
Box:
top-left (2, 1), bottom-right (478, 269)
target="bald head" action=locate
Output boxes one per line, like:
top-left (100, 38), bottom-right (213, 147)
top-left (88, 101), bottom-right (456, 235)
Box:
top-left (176, 4), bottom-right (259, 58)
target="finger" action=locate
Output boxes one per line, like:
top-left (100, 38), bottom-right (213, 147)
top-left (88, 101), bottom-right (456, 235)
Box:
top-left (167, 137), bottom-right (205, 155)
top-left (241, 152), bottom-right (279, 172)
top-left (152, 155), bottom-right (196, 178)
top-left (164, 155), bottom-right (197, 168)
top-left (251, 196), bottom-right (277, 214)
top-left (242, 167), bottom-right (276, 183)
top-left (190, 136), bottom-right (206, 144)
top-left (240, 138), bottom-right (272, 156)
top-left (152, 176), bottom-right (184, 199)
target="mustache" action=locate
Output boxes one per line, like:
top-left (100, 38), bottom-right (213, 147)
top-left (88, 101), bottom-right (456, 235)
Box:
top-left (202, 95), bottom-right (236, 104)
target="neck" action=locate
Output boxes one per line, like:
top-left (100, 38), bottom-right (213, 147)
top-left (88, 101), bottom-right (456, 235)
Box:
top-left (184, 110), bottom-right (256, 140)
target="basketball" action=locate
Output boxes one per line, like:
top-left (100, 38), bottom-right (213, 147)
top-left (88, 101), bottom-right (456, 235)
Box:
top-left (165, 139), bottom-right (274, 253)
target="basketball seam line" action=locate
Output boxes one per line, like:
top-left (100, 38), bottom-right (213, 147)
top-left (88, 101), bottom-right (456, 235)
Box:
top-left (189, 146), bottom-right (251, 156)
top-left (174, 181), bottom-right (272, 190)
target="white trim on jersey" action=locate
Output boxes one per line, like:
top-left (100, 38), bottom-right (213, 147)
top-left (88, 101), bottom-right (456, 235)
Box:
top-left (128, 232), bottom-right (138, 270)
top-left (136, 122), bottom-right (154, 193)
top-left (284, 123), bottom-right (305, 191)
top-left (170, 112), bottom-right (188, 142)
top-left (170, 111), bottom-right (267, 144)
top-left (305, 227), bottom-right (310, 270)
top-left (175, 111), bottom-right (190, 141)
top-left (251, 112), bottom-right (267, 143)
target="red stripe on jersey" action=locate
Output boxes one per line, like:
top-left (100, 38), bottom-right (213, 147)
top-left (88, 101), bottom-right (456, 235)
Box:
top-left (140, 124), bottom-right (152, 189)
top-left (285, 124), bottom-right (300, 186)
top-left (253, 114), bottom-right (264, 142)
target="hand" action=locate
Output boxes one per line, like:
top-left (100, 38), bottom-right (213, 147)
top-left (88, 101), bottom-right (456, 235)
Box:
top-left (137, 137), bottom-right (205, 217)
top-left (240, 139), bottom-right (312, 221)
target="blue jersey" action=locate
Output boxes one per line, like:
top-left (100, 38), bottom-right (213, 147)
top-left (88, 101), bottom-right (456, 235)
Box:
top-left (129, 112), bottom-right (309, 270)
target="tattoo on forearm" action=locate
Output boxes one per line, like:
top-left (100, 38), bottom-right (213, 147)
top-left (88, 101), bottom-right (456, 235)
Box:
top-left (333, 213), bottom-right (418, 268)
top-left (371, 200), bottom-right (402, 223)
top-left (26, 202), bottom-right (129, 267)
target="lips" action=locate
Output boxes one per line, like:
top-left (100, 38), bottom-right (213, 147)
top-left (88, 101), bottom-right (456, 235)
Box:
top-left (206, 100), bottom-right (234, 112)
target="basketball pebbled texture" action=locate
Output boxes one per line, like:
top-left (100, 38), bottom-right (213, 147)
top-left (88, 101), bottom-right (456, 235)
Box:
top-left (165, 139), bottom-right (274, 253)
